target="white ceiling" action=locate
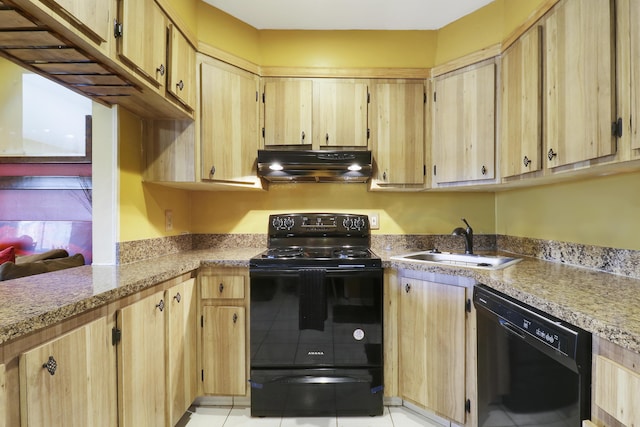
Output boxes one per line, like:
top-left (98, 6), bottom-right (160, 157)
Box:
top-left (202, 0), bottom-right (494, 30)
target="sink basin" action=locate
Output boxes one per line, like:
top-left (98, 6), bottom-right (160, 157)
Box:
top-left (390, 251), bottom-right (522, 270)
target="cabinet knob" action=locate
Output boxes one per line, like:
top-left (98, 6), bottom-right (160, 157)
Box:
top-left (219, 283), bottom-right (224, 293)
top-left (547, 148), bottom-right (557, 161)
top-left (481, 165), bottom-right (487, 175)
top-left (43, 356), bottom-right (57, 376)
top-left (156, 299), bottom-right (165, 312)
top-left (210, 165), bottom-right (216, 176)
top-left (382, 171), bottom-right (387, 181)
top-left (404, 283), bottom-right (411, 293)
top-left (157, 64), bottom-right (165, 76)
top-left (523, 156), bottom-right (531, 167)
top-left (177, 80), bottom-right (184, 91)
top-left (173, 292), bottom-right (181, 303)
top-left (232, 313), bottom-right (238, 323)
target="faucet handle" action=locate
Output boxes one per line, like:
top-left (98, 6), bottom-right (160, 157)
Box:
top-left (462, 218), bottom-right (471, 229)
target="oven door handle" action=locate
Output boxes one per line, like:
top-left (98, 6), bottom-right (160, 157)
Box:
top-left (255, 374), bottom-right (368, 385)
top-left (498, 318), bottom-right (526, 340)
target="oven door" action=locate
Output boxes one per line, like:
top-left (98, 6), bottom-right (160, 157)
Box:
top-left (250, 267), bottom-right (383, 369)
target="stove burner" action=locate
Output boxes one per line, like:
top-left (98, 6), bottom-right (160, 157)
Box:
top-left (263, 248), bottom-right (304, 259)
top-left (333, 248), bottom-right (370, 259)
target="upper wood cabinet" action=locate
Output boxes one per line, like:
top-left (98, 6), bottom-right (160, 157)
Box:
top-left (626, 0), bottom-right (640, 154)
top-left (41, 0), bottom-right (111, 46)
top-left (200, 57), bottom-right (261, 184)
top-left (116, 0), bottom-right (167, 88)
top-left (19, 317), bottom-right (116, 427)
top-left (369, 80), bottom-right (425, 188)
top-left (543, 0), bottom-right (616, 168)
top-left (312, 79), bottom-right (369, 148)
top-left (167, 24), bottom-right (196, 110)
top-left (501, 26), bottom-right (543, 178)
top-left (432, 60), bottom-right (496, 185)
top-left (262, 78), bottom-right (313, 146)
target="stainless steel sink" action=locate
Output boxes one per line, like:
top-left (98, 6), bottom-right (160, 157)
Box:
top-left (390, 251), bottom-right (522, 270)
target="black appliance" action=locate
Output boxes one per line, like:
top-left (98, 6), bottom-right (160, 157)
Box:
top-left (257, 149), bottom-right (373, 183)
top-left (474, 284), bottom-right (592, 427)
top-left (249, 213), bottom-right (383, 417)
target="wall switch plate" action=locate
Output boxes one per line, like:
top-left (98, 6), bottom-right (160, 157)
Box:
top-left (165, 209), bottom-right (173, 231)
top-left (369, 212), bottom-right (380, 230)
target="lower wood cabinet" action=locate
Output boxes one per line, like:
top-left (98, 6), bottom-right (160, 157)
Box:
top-left (199, 267), bottom-right (249, 396)
top-left (19, 317), bottom-right (116, 427)
top-left (0, 364), bottom-right (4, 427)
top-left (398, 274), bottom-right (472, 425)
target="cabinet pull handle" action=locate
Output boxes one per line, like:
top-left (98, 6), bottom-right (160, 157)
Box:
top-left (219, 283), bottom-right (224, 293)
top-left (301, 131), bottom-right (305, 143)
top-left (404, 283), bottom-right (411, 293)
top-left (481, 165), bottom-right (487, 175)
top-left (177, 80), bottom-right (184, 91)
top-left (157, 64), bottom-right (165, 76)
top-left (523, 156), bottom-right (531, 167)
top-left (325, 133), bottom-right (329, 145)
top-left (547, 148), bottom-right (557, 161)
top-left (233, 313), bottom-right (238, 323)
top-left (156, 299), bottom-right (165, 312)
top-left (210, 165), bottom-right (216, 176)
top-left (173, 292), bottom-right (181, 303)
top-left (382, 171), bottom-right (387, 181)
top-left (43, 356), bottom-right (57, 376)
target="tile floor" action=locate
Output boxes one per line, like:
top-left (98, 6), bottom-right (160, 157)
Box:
top-left (179, 405), bottom-right (444, 427)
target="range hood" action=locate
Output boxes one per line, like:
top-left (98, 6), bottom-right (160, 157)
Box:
top-left (257, 149), bottom-right (372, 183)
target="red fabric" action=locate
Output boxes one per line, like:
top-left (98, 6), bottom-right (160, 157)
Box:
top-left (0, 246), bottom-right (15, 265)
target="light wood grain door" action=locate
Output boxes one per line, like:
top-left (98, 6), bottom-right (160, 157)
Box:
top-left (200, 59), bottom-right (260, 183)
top-left (46, 0), bottom-right (110, 44)
top-left (166, 278), bottom-right (197, 427)
top-left (117, 290), bottom-right (166, 427)
top-left (433, 61), bottom-right (496, 184)
top-left (263, 78), bottom-right (313, 146)
top-left (544, 0), bottom-right (616, 167)
top-left (0, 363), bottom-right (4, 427)
top-left (399, 278), bottom-right (467, 424)
top-left (630, 0), bottom-right (640, 151)
top-left (117, 0), bottom-right (167, 87)
top-left (168, 24), bottom-right (196, 110)
top-left (19, 317), bottom-right (115, 427)
top-left (370, 80), bottom-right (425, 186)
top-left (202, 306), bottom-right (246, 395)
top-left (312, 80), bottom-right (369, 148)
top-left (501, 26), bottom-right (543, 178)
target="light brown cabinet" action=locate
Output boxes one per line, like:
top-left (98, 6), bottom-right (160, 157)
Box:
top-left (166, 278), bottom-right (197, 427)
top-left (262, 78), bottom-right (313, 146)
top-left (398, 277), bottom-right (468, 425)
top-left (312, 79), bottom-right (369, 148)
top-left (200, 57), bottom-right (261, 184)
top-left (116, 289), bottom-right (166, 427)
top-left (543, 0), bottom-right (616, 169)
top-left (369, 80), bottom-right (426, 188)
top-left (116, 0), bottom-right (167, 88)
top-left (199, 268), bottom-right (248, 396)
top-left (0, 364), bottom-right (4, 427)
top-left (432, 60), bottom-right (496, 185)
top-left (500, 26), bottom-right (542, 178)
top-left (19, 317), bottom-right (116, 427)
top-left (625, 0), bottom-right (640, 154)
top-left (167, 24), bottom-right (196, 110)
top-left (42, 0), bottom-right (111, 46)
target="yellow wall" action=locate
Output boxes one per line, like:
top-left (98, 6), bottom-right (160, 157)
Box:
top-left (496, 172), bottom-right (640, 251)
top-left (189, 185), bottom-right (495, 235)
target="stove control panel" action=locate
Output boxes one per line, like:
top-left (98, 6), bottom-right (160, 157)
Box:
top-left (269, 213), bottom-right (369, 234)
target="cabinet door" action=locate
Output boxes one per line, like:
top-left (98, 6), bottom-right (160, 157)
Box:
top-left (263, 78), bottom-right (313, 146)
top-left (167, 24), bottom-right (196, 110)
top-left (166, 278), bottom-right (197, 427)
top-left (544, 0), bottom-right (616, 167)
top-left (117, 0), bottom-right (167, 87)
top-left (370, 80), bottom-right (425, 186)
top-left (433, 62), bottom-right (496, 184)
top-left (202, 306), bottom-right (246, 395)
top-left (399, 278), bottom-right (467, 424)
top-left (43, 0), bottom-right (110, 45)
top-left (200, 59), bottom-right (260, 183)
top-left (501, 26), bottom-right (543, 178)
top-left (0, 364), bottom-right (4, 427)
top-left (201, 274), bottom-right (245, 299)
top-left (19, 317), bottom-right (115, 427)
top-left (630, 0), bottom-right (640, 151)
top-left (312, 80), bottom-right (369, 148)
top-left (117, 290), bottom-right (166, 427)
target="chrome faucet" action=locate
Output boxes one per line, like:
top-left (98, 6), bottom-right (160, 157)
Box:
top-left (452, 218), bottom-right (473, 254)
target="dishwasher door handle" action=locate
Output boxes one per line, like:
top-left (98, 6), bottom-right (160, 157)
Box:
top-left (498, 318), bottom-right (526, 340)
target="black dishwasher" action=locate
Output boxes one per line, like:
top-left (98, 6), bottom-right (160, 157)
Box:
top-left (474, 284), bottom-right (591, 427)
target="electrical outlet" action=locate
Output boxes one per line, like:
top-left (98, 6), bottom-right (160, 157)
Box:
top-left (369, 212), bottom-right (380, 230)
top-left (165, 209), bottom-right (173, 231)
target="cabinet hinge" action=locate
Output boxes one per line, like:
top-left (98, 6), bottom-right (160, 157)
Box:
top-left (201, 370), bottom-right (204, 382)
top-left (433, 91), bottom-right (436, 102)
top-left (433, 165), bottom-right (437, 176)
top-left (367, 128), bottom-right (370, 139)
top-left (262, 127), bottom-right (265, 138)
top-left (112, 327), bottom-right (121, 346)
top-left (256, 91), bottom-right (259, 102)
top-left (466, 298), bottom-right (472, 313)
top-left (465, 398), bottom-right (471, 413)
top-left (113, 19), bottom-right (123, 39)
top-left (262, 92), bottom-right (265, 103)
top-left (424, 92), bottom-right (427, 103)
top-left (612, 117), bottom-right (623, 138)
top-left (423, 165), bottom-right (426, 176)
top-left (367, 92), bottom-right (370, 103)
top-left (201, 315), bottom-right (204, 328)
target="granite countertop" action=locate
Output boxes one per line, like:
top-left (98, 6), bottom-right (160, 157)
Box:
top-left (1, 246), bottom-right (640, 355)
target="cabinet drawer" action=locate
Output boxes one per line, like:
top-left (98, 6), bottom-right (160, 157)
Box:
top-left (201, 275), bottom-right (245, 299)
top-left (594, 355), bottom-right (640, 426)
